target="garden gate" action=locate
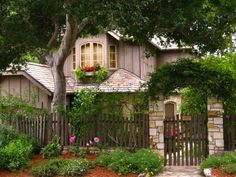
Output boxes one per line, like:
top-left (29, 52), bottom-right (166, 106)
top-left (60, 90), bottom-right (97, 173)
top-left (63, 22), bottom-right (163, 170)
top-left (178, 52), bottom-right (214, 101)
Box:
top-left (164, 115), bottom-right (208, 166)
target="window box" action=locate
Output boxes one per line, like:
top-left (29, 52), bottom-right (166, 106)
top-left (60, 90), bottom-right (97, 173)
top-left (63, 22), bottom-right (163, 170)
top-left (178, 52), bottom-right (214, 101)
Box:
top-left (75, 66), bottom-right (108, 84)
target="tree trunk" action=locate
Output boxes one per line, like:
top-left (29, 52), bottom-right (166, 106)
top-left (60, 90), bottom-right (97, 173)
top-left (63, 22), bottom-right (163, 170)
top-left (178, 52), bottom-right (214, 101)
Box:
top-left (44, 15), bottom-right (89, 144)
top-left (51, 59), bottom-right (66, 144)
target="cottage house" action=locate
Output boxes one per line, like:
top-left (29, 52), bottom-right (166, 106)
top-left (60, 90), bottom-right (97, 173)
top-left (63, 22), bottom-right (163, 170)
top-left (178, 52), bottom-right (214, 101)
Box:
top-left (0, 31), bottom-right (190, 115)
top-left (1, 32), bottom-right (228, 164)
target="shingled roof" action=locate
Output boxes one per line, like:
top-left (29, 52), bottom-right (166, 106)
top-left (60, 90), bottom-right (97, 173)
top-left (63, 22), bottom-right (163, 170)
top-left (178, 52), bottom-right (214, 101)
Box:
top-left (75, 69), bottom-right (145, 92)
top-left (99, 69), bottom-right (145, 92)
top-left (4, 63), bottom-right (144, 94)
top-left (24, 63), bottom-right (76, 93)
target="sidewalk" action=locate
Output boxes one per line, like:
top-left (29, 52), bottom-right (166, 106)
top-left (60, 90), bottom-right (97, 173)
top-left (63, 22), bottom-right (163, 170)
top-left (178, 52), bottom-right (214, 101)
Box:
top-left (155, 166), bottom-right (203, 177)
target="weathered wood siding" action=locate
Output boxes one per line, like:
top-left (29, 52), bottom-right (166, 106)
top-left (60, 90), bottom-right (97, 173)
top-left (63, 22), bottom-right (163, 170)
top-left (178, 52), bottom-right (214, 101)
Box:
top-left (63, 33), bottom-right (191, 81)
top-left (156, 50), bottom-right (192, 65)
top-left (0, 75), bottom-right (51, 110)
top-left (64, 33), bottom-right (107, 78)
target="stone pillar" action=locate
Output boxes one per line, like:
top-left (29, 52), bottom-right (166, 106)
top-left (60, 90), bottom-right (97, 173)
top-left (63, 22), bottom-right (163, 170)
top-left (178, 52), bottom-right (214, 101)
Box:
top-left (208, 97), bottom-right (224, 155)
top-left (149, 99), bottom-right (165, 155)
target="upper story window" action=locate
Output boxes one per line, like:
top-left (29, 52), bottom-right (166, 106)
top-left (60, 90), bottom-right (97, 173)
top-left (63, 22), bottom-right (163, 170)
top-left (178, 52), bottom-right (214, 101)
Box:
top-left (80, 42), bottom-right (103, 68)
top-left (109, 45), bottom-right (117, 69)
top-left (72, 47), bottom-right (76, 70)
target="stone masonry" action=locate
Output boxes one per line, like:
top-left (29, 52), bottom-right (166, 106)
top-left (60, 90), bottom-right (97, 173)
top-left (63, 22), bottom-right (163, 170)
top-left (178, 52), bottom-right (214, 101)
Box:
top-left (207, 97), bottom-right (224, 155)
top-left (149, 99), bottom-right (165, 156)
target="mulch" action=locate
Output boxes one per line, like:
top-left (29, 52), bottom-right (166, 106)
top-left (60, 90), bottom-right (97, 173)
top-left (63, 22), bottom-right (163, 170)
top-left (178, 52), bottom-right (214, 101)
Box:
top-left (0, 154), bottom-right (138, 177)
top-left (211, 168), bottom-right (236, 177)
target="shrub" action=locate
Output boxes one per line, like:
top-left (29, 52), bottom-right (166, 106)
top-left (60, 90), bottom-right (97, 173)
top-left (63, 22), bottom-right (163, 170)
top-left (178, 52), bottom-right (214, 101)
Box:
top-left (97, 148), bottom-right (164, 175)
top-left (224, 163), bottom-right (236, 174)
top-left (32, 159), bottom-right (62, 177)
top-left (200, 151), bottom-right (236, 175)
top-left (3, 138), bottom-right (33, 171)
top-left (41, 136), bottom-right (61, 159)
top-left (69, 146), bottom-right (86, 158)
top-left (0, 124), bottom-right (19, 148)
top-left (32, 159), bottom-right (90, 177)
top-left (60, 159), bottom-right (90, 176)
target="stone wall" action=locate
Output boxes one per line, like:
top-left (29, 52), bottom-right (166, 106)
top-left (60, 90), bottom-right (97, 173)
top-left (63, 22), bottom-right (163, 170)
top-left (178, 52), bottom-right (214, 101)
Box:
top-left (149, 97), bottom-right (225, 156)
top-left (149, 100), bottom-right (164, 155)
top-left (207, 97), bottom-right (224, 155)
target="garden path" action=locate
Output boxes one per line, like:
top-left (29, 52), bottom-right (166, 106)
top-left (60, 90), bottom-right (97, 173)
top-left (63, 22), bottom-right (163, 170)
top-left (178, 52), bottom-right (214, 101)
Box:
top-left (155, 166), bottom-right (202, 177)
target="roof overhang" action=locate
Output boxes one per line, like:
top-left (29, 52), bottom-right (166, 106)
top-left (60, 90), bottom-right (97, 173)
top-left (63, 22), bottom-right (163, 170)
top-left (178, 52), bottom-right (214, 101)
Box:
top-left (1, 71), bottom-right (53, 96)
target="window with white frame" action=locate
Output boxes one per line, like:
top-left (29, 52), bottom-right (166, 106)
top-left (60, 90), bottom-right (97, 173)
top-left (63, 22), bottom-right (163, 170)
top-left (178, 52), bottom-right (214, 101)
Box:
top-left (109, 45), bottom-right (117, 69)
top-left (80, 42), bottom-right (103, 67)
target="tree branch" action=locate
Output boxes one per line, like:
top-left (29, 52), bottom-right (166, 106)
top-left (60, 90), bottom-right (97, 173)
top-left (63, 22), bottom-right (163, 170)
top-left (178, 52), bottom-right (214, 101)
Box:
top-left (78, 17), bottom-right (89, 33)
top-left (47, 20), bottom-right (60, 49)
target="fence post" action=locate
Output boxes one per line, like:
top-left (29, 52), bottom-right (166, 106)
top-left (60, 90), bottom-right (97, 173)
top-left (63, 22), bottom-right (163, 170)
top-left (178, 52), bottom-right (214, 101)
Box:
top-left (207, 97), bottom-right (224, 155)
top-left (47, 113), bottom-right (53, 143)
top-left (149, 97), bottom-right (165, 156)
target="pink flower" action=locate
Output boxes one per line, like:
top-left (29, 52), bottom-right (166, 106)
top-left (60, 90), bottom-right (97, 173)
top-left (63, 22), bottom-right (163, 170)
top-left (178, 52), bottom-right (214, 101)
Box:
top-left (94, 137), bottom-right (100, 143)
top-left (69, 136), bottom-right (76, 143)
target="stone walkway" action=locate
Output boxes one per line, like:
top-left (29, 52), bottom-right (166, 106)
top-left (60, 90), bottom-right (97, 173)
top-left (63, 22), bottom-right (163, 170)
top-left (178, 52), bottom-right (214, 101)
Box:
top-left (155, 166), bottom-right (203, 177)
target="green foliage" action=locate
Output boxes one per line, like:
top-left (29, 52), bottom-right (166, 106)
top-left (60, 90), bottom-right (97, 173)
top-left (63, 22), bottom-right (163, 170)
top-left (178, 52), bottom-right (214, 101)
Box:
top-left (32, 159), bottom-right (90, 177)
top-left (75, 68), bottom-right (86, 81)
top-left (69, 89), bottom-right (148, 137)
top-left (1, 0), bottom-right (235, 71)
top-left (75, 67), bottom-right (108, 84)
top-left (180, 87), bottom-right (207, 115)
top-left (41, 136), bottom-right (61, 159)
top-left (199, 151), bottom-right (236, 175)
top-left (148, 55), bottom-right (236, 114)
top-left (93, 67), bottom-right (108, 83)
top-left (0, 95), bottom-right (47, 121)
top-left (0, 124), bottom-right (18, 148)
top-left (224, 163), bottom-right (236, 174)
top-left (69, 89), bottom-right (98, 136)
top-left (97, 148), bottom-right (164, 175)
top-left (2, 138), bottom-right (33, 171)
top-left (69, 146), bottom-right (86, 158)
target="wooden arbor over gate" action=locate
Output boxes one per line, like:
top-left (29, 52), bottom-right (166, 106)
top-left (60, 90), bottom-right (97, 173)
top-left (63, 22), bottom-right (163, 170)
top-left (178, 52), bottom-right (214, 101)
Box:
top-left (164, 115), bottom-right (208, 166)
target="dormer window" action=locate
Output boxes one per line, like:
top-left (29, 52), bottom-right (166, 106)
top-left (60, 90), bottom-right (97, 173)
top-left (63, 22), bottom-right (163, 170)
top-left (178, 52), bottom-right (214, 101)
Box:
top-left (80, 42), bottom-right (103, 67)
top-left (109, 45), bottom-right (117, 69)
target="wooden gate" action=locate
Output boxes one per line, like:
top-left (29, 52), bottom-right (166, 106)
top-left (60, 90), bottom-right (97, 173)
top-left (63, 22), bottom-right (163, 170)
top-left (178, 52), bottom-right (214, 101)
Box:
top-left (164, 115), bottom-right (208, 166)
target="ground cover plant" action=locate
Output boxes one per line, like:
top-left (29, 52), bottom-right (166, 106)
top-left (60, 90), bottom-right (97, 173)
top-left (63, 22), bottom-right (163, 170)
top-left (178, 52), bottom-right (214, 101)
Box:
top-left (200, 151), bottom-right (236, 175)
top-left (2, 138), bottom-right (33, 171)
top-left (41, 136), bottom-right (61, 159)
top-left (97, 148), bottom-right (164, 176)
top-left (32, 158), bottom-right (91, 177)
top-left (0, 124), bottom-right (36, 172)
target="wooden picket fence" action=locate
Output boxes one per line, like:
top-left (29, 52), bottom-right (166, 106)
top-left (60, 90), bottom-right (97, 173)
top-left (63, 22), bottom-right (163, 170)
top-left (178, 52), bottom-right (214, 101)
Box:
top-left (223, 114), bottom-right (236, 150)
top-left (11, 113), bottom-right (149, 148)
top-left (164, 115), bottom-right (208, 166)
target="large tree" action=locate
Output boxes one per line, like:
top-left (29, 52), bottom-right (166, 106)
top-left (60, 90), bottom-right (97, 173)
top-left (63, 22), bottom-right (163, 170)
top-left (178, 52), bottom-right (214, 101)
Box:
top-left (0, 0), bottom-right (235, 111)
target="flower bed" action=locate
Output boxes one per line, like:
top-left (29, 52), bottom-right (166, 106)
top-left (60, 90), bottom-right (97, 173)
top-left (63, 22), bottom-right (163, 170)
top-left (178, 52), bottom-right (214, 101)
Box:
top-left (200, 151), bottom-right (236, 176)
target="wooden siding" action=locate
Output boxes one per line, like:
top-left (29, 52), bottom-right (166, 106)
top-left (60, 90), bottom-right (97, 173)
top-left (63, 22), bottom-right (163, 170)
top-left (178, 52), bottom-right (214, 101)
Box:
top-left (0, 75), bottom-right (51, 110)
top-left (63, 33), bottom-right (191, 81)
top-left (156, 50), bottom-right (192, 65)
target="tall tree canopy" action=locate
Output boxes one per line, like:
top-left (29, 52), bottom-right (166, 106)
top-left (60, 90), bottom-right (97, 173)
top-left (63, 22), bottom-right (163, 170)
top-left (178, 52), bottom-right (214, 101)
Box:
top-left (0, 0), bottom-right (236, 110)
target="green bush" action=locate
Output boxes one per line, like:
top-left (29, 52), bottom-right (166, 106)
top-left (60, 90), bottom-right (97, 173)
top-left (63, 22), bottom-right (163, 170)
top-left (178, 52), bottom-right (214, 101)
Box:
top-left (0, 124), bottom-right (19, 148)
top-left (224, 163), bottom-right (236, 174)
top-left (200, 151), bottom-right (236, 175)
top-left (32, 159), bottom-right (90, 177)
top-left (97, 148), bottom-right (164, 176)
top-left (41, 136), bottom-right (61, 159)
top-left (69, 146), bottom-right (86, 158)
top-left (60, 159), bottom-right (91, 176)
top-left (2, 138), bottom-right (33, 171)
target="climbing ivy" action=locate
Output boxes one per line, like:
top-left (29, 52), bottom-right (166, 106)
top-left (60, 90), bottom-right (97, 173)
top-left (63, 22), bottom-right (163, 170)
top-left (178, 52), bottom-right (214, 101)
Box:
top-left (0, 94), bottom-right (47, 122)
top-left (148, 54), bottom-right (236, 114)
